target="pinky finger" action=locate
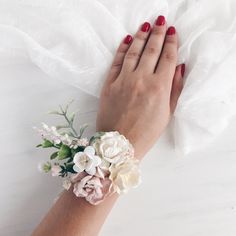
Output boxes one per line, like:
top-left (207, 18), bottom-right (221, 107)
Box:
top-left (106, 35), bottom-right (133, 83)
top-left (170, 64), bottom-right (185, 113)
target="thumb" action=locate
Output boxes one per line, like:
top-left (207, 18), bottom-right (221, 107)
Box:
top-left (170, 64), bottom-right (185, 113)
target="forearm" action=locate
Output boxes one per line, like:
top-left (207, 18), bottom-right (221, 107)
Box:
top-left (32, 14), bottom-right (184, 236)
top-left (32, 188), bottom-right (119, 236)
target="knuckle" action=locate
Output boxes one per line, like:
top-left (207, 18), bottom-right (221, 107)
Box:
top-left (162, 50), bottom-right (177, 63)
top-left (151, 27), bottom-right (165, 36)
top-left (135, 31), bottom-right (147, 41)
top-left (117, 47), bottom-right (127, 54)
top-left (111, 61), bottom-right (123, 68)
top-left (126, 50), bottom-right (141, 60)
top-left (165, 35), bottom-right (177, 44)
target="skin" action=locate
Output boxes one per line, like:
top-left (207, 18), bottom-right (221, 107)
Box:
top-left (32, 17), bottom-right (184, 236)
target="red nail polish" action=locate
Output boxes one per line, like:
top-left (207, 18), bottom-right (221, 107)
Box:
top-left (167, 26), bottom-right (176, 35)
top-left (124, 35), bottom-right (133, 44)
top-left (181, 64), bottom-right (185, 77)
top-left (141, 22), bottom-right (151, 32)
top-left (156, 15), bottom-right (165, 26)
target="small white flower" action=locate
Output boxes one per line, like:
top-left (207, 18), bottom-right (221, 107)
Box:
top-left (51, 165), bottom-right (62, 177)
top-left (73, 146), bottom-right (101, 175)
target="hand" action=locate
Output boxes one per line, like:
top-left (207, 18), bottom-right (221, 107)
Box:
top-left (96, 16), bottom-right (185, 160)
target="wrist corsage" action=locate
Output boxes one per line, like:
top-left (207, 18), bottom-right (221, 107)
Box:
top-left (34, 101), bottom-right (141, 205)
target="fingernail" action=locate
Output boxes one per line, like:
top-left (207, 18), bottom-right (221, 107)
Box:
top-left (123, 35), bottom-right (133, 44)
top-left (167, 26), bottom-right (176, 35)
top-left (141, 22), bottom-right (151, 32)
top-left (181, 64), bottom-right (185, 77)
top-left (156, 15), bottom-right (165, 26)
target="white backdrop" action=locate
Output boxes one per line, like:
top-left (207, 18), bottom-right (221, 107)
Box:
top-left (1, 0), bottom-right (236, 235)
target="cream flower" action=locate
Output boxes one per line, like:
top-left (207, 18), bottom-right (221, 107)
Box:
top-left (51, 165), bottom-right (62, 177)
top-left (94, 131), bottom-right (134, 164)
top-left (73, 175), bottom-right (112, 205)
top-left (109, 159), bottom-right (141, 194)
top-left (73, 146), bottom-right (101, 175)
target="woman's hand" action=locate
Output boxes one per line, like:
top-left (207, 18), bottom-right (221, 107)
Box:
top-left (96, 16), bottom-right (185, 160)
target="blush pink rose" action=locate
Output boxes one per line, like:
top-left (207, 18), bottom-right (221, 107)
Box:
top-left (72, 170), bottom-right (113, 205)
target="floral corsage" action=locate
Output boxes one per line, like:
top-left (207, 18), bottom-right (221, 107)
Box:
top-left (35, 102), bottom-right (141, 205)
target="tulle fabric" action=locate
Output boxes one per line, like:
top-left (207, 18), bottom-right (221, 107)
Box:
top-left (1, 0), bottom-right (236, 153)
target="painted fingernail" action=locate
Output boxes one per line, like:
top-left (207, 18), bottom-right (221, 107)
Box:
top-left (141, 22), bottom-right (151, 32)
top-left (167, 26), bottom-right (176, 35)
top-left (156, 15), bottom-right (165, 26)
top-left (124, 35), bottom-right (133, 44)
top-left (181, 64), bottom-right (185, 77)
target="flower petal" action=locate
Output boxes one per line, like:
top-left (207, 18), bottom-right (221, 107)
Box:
top-left (84, 146), bottom-right (96, 156)
top-left (92, 155), bottom-right (102, 166)
top-left (86, 166), bottom-right (96, 176)
top-left (73, 164), bottom-right (84, 173)
top-left (73, 152), bottom-right (84, 164)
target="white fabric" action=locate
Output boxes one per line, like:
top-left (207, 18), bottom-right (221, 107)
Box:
top-left (1, 0), bottom-right (236, 154)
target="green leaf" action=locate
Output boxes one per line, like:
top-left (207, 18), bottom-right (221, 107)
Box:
top-left (58, 144), bottom-right (71, 160)
top-left (65, 162), bottom-right (77, 173)
top-left (36, 144), bottom-right (42, 148)
top-left (50, 152), bottom-right (58, 160)
top-left (42, 139), bottom-right (54, 148)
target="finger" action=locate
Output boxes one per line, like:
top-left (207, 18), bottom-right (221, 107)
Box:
top-left (122, 22), bottom-right (151, 73)
top-left (107, 35), bottom-right (133, 83)
top-left (137, 15), bottom-right (167, 74)
top-left (170, 64), bottom-right (185, 113)
top-left (155, 26), bottom-right (178, 91)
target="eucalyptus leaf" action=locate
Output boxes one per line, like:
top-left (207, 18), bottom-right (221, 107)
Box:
top-left (79, 124), bottom-right (89, 137)
top-left (68, 131), bottom-right (76, 138)
top-left (36, 144), bottom-right (42, 148)
top-left (69, 112), bottom-right (76, 123)
top-left (65, 99), bottom-right (74, 113)
top-left (56, 125), bottom-right (70, 130)
top-left (47, 110), bottom-right (62, 115)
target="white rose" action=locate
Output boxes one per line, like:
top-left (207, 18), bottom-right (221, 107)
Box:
top-left (94, 131), bottom-right (134, 164)
top-left (109, 159), bottom-right (141, 194)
